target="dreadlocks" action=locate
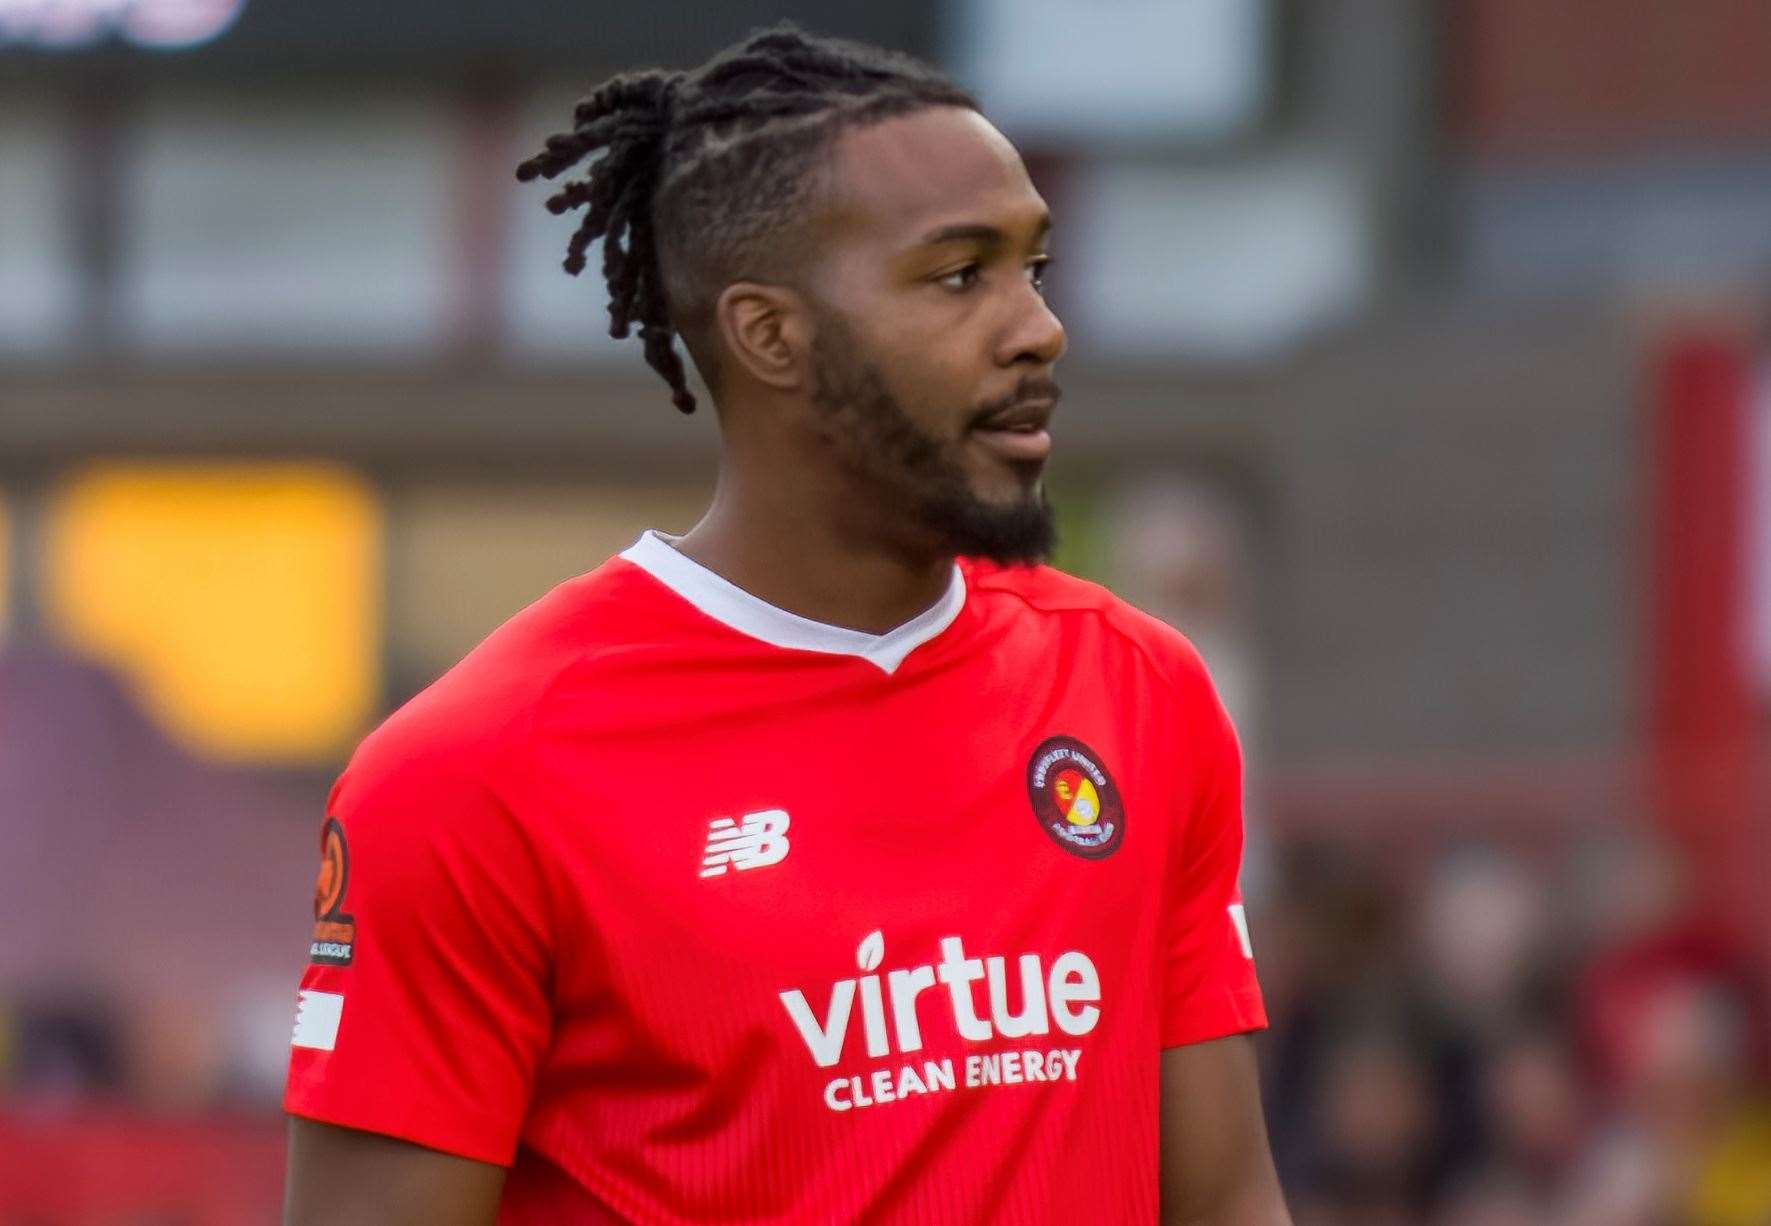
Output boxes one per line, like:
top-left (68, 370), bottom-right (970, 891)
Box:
top-left (515, 23), bottom-right (977, 414)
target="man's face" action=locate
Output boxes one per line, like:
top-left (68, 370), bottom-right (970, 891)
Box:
top-left (799, 106), bottom-right (1067, 564)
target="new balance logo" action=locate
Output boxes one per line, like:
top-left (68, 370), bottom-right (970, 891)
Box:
top-left (700, 808), bottom-right (791, 877)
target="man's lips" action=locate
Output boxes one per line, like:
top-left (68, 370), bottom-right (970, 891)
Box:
top-left (970, 397), bottom-right (1057, 463)
top-left (971, 398), bottom-right (1056, 434)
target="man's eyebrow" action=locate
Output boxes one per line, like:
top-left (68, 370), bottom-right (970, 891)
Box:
top-left (918, 214), bottom-right (1052, 246)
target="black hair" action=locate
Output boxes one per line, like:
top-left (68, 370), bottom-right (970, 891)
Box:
top-left (515, 22), bottom-right (977, 414)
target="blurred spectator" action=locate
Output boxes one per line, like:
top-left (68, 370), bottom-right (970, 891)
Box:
top-left (1564, 976), bottom-right (1771, 1226)
top-left (1480, 1029), bottom-right (1590, 1189)
top-left (1415, 848), bottom-right (1549, 1039)
top-left (1263, 823), bottom-right (1771, 1225)
top-left (1308, 1027), bottom-right (1443, 1221)
top-left (6, 998), bottom-right (124, 1106)
top-left (1434, 1169), bottom-right (1543, 1226)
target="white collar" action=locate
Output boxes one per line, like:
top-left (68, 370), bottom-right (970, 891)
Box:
top-left (618, 530), bottom-right (966, 675)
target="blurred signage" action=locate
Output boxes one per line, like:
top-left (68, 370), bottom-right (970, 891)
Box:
top-left (2, 1), bottom-right (936, 70)
top-left (45, 461), bottom-right (381, 761)
top-left (0, 0), bottom-right (246, 49)
top-left (1066, 155), bottom-right (1368, 361)
top-left (951, 0), bottom-right (1269, 145)
top-left (1454, 0), bottom-right (1771, 155)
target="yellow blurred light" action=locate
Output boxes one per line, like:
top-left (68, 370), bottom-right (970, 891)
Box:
top-left (46, 462), bottom-right (380, 761)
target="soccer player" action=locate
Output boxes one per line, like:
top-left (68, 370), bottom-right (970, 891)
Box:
top-left (283, 24), bottom-right (1288, 1226)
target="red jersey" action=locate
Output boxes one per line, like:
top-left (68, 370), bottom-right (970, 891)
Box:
top-left (285, 531), bottom-right (1267, 1223)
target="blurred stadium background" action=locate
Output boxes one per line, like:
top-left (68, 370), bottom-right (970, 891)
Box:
top-left (3, 2), bottom-right (1770, 1223)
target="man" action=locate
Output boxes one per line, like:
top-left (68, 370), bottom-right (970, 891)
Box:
top-left (284, 23), bottom-right (1289, 1225)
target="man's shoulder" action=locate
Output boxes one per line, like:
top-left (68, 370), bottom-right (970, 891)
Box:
top-left (964, 558), bottom-right (1212, 687)
top-left (343, 555), bottom-right (661, 791)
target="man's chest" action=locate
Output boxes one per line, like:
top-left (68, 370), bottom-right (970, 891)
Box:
top-left (527, 678), bottom-right (1174, 1029)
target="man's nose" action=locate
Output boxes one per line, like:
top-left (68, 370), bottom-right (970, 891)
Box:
top-left (1000, 290), bottom-right (1067, 368)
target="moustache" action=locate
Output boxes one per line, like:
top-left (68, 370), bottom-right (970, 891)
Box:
top-left (967, 377), bottom-right (1064, 432)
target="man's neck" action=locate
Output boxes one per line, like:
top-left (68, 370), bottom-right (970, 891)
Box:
top-left (672, 469), bottom-right (954, 636)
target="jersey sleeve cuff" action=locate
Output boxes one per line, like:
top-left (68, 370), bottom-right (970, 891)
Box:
top-left (1159, 985), bottom-right (1269, 1049)
top-left (283, 1080), bottom-right (518, 1168)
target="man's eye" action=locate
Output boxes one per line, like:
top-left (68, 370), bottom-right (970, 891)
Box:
top-left (936, 264), bottom-right (982, 292)
top-left (1027, 257), bottom-right (1051, 293)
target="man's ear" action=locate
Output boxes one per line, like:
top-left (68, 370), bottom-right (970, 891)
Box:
top-left (714, 282), bottom-right (811, 393)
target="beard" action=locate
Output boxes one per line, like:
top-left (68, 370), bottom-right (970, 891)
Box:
top-left (805, 307), bottom-right (1056, 566)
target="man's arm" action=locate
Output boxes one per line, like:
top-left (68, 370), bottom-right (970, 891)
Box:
top-left (284, 1117), bottom-right (506, 1226)
top-left (1159, 1034), bottom-right (1291, 1226)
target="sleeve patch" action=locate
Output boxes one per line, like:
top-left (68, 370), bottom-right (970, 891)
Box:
top-left (1227, 903), bottom-right (1254, 959)
top-left (292, 989), bottom-right (345, 1050)
top-left (310, 816), bottom-right (357, 966)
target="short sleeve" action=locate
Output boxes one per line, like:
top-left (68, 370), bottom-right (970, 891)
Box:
top-left (283, 730), bottom-right (554, 1165)
top-left (1159, 654), bottom-right (1268, 1049)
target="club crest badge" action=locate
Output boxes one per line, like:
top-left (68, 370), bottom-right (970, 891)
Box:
top-left (1026, 736), bottom-right (1125, 859)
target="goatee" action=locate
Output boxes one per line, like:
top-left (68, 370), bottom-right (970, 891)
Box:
top-left (807, 312), bottom-right (1055, 566)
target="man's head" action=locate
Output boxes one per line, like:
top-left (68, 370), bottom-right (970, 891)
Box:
top-left (517, 24), bottom-right (1066, 563)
